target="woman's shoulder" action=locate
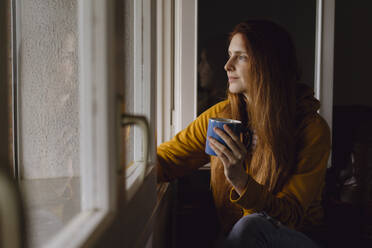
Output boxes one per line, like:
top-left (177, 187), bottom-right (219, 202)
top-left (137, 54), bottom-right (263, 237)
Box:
top-left (198, 99), bottom-right (230, 118)
top-left (295, 113), bottom-right (331, 149)
top-left (307, 114), bottom-right (330, 138)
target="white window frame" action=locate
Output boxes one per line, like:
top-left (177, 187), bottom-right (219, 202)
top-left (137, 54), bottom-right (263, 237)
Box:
top-left (173, 0), bottom-right (198, 133)
top-left (125, 0), bottom-right (157, 202)
top-left (314, 0), bottom-right (335, 168)
top-left (50, 0), bottom-right (157, 246)
top-left (9, 0), bottom-right (157, 247)
top-left (157, 0), bottom-right (198, 139)
top-left (156, 0), bottom-right (199, 138)
top-left (9, 0), bottom-right (118, 246)
top-left (157, 0), bottom-right (175, 144)
top-left (45, 0), bottom-right (118, 247)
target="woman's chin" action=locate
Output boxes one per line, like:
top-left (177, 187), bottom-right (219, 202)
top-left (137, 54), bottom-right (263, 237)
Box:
top-left (228, 85), bottom-right (243, 94)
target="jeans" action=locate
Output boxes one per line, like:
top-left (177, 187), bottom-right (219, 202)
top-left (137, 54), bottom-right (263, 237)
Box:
top-left (221, 212), bottom-right (320, 248)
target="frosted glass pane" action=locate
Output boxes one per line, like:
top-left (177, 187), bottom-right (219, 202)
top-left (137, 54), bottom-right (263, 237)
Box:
top-left (19, 0), bottom-right (80, 179)
top-left (17, 0), bottom-right (81, 247)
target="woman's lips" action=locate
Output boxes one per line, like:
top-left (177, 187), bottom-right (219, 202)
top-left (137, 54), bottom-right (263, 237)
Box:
top-left (228, 77), bottom-right (239, 82)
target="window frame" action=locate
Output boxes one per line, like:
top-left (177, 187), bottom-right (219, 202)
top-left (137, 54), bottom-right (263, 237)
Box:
top-left (11, 0), bottom-right (19, 179)
top-left (10, 0), bottom-right (118, 246)
top-left (0, 1), bottom-right (24, 246)
top-left (1, 0), bottom-right (167, 247)
top-left (45, 0), bottom-right (118, 247)
top-left (47, 0), bottom-right (158, 246)
top-left (314, 0), bottom-right (335, 167)
top-left (125, 0), bottom-right (157, 202)
top-left (156, 0), bottom-right (175, 144)
top-left (156, 0), bottom-right (199, 137)
top-left (9, 0), bottom-right (158, 246)
top-left (173, 0), bottom-right (198, 133)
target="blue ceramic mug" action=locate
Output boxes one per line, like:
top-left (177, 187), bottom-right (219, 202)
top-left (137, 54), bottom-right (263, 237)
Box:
top-left (205, 118), bottom-right (242, 156)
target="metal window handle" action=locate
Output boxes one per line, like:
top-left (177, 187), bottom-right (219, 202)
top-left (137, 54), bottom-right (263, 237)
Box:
top-left (121, 114), bottom-right (150, 182)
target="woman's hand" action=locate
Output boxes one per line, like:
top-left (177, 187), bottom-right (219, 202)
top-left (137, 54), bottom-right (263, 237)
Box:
top-left (209, 124), bottom-right (249, 195)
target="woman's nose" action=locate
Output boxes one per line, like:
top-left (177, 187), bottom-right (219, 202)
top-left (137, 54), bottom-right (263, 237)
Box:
top-left (224, 57), bottom-right (234, 71)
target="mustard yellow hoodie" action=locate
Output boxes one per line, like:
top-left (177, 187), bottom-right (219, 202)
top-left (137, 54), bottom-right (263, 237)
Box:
top-left (157, 83), bottom-right (331, 234)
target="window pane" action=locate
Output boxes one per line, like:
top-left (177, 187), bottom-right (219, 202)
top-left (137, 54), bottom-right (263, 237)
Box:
top-left (17, 0), bottom-right (80, 247)
top-left (123, 0), bottom-right (135, 176)
top-left (123, 0), bottom-right (151, 194)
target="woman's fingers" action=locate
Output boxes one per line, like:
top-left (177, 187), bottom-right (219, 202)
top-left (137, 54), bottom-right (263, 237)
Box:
top-left (209, 137), bottom-right (242, 166)
top-left (214, 126), bottom-right (246, 159)
top-left (209, 138), bottom-right (230, 165)
top-left (222, 125), bottom-right (239, 141)
top-left (223, 125), bottom-right (247, 152)
top-left (214, 127), bottom-right (240, 152)
top-left (209, 137), bottom-right (247, 190)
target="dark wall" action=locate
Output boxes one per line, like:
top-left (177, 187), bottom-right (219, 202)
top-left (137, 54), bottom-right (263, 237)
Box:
top-left (333, 0), bottom-right (372, 107)
top-left (198, 0), bottom-right (316, 88)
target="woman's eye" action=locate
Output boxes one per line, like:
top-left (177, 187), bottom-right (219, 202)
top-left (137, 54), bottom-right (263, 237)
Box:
top-left (239, 55), bottom-right (247, 60)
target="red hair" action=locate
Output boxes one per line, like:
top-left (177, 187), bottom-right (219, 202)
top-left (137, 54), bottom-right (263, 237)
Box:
top-left (225, 20), bottom-right (299, 193)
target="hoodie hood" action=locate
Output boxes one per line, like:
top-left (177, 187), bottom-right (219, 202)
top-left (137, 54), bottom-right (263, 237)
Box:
top-left (295, 83), bottom-right (320, 119)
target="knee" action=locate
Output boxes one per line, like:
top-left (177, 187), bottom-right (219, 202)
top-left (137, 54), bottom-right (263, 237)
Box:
top-left (229, 213), bottom-right (265, 236)
top-left (224, 213), bottom-right (271, 247)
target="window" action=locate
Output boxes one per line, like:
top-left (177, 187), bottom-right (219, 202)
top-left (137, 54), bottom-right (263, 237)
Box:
top-left (156, 0), bottom-right (176, 144)
top-left (14, 1), bottom-right (82, 246)
top-left (173, 0), bottom-right (198, 132)
top-left (9, 0), bottom-right (157, 247)
top-left (0, 1), bottom-right (23, 246)
top-left (123, 0), bottom-right (157, 201)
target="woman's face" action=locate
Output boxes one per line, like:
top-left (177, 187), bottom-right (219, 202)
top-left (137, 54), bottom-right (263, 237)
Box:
top-left (224, 33), bottom-right (252, 98)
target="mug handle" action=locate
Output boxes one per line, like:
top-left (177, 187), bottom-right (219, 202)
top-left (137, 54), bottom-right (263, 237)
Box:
top-left (121, 114), bottom-right (150, 183)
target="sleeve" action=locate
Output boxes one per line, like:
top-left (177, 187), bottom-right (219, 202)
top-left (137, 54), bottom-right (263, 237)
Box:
top-left (157, 101), bottom-right (229, 182)
top-left (229, 115), bottom-right (331, 228)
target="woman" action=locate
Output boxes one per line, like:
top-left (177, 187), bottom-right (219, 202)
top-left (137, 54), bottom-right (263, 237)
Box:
top-left (157, 20), bottom-right (330, 247)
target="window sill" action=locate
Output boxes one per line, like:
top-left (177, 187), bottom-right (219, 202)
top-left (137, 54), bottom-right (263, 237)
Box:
top-left (153, 181), bottom-right (173, 248)
top-left (20, 177), bottom-right (80, 248)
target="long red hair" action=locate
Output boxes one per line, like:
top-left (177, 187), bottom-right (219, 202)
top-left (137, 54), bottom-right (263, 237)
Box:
top-left (225, 20), bottom-right (299, 193)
